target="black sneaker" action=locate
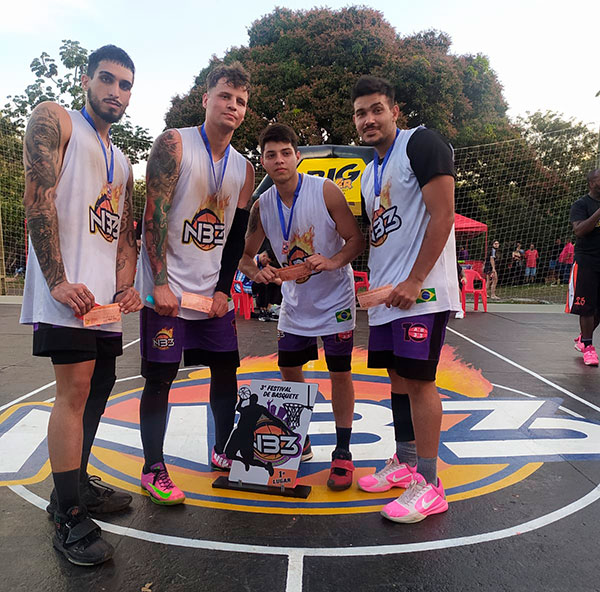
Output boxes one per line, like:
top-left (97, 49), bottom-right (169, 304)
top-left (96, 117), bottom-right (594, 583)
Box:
top-left (46, 475), bottom-right (133, 516)
top-left (53, 506), bottom-right (113, 566)
top-left (301, 435), bottom-right (313, 462)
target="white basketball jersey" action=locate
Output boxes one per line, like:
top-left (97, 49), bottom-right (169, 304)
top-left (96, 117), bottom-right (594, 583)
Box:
top-left (20, 109), bottom-right (130, 331)
top-left (259, 174), bottom-right (355, 336)
top-left (362, 128), bottom-right (461, 326)
top-left (136, 126), bottom-right (249, 320)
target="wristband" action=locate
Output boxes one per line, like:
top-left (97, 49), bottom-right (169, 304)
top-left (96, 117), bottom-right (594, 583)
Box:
top-left (113, 289), bottom-right (127, 302)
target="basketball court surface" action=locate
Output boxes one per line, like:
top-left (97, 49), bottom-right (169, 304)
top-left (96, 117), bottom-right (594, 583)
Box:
top-left (1, 301), bottom-right (599, 592)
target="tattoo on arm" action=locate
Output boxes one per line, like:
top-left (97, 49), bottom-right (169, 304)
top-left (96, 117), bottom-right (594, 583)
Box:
top-left (144, 131), bottom-right (180, 285)
top-left (246, 200), bottom-right (260, 239)
top-left (116, 170), bottom-right (136, 284)
top-left (23, 107), bottom-right (65, 291)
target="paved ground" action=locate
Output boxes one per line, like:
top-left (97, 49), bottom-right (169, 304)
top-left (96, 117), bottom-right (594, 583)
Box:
top-left (1, 302), bottom-right (600, 592)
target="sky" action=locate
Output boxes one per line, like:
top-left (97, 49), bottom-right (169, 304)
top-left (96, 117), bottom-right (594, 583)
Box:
top-left (1, 0), bottom-right (598, 144)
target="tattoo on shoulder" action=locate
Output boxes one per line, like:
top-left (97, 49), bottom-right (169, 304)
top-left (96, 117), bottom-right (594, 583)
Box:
top-left (24, 107), bottom-right (62, 203)
top-left (146, 130), bottom-right (180, 198)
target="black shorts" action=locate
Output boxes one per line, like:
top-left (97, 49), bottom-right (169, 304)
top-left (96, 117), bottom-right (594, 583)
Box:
top-left (567, 263), bottom-right (600, 317)
top-left (32, 323), bottom-right (123, 365)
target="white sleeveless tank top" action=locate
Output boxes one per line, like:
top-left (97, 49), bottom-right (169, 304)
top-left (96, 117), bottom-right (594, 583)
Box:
top-left (20, 109), bottom-right (130, 331)
top-left (259, 174), bottom-right (355, 336)
top-left (136, 126), bottom-right (249, 320)
top-left (361, 127), bottom-right (461, 326)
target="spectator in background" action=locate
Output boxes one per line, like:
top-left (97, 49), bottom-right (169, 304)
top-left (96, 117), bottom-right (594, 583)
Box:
top-left (508, 241), bottom-right (524, 285)
top-left (546, 238), bottom-right (563, 285)
top-left (484, 239), bottom-right (501, 299)
top-left (457, 244), bottom-right (469, 261)
top-left (558, 239), bottom-right (574, 285)
top-left (524, 243), bottom-right (539, 283)
top-left (251, 249), bottom-right (282, 321)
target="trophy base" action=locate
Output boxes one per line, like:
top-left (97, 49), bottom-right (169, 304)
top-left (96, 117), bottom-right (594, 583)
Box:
top-left (212, 475), bottom-right (311, 499)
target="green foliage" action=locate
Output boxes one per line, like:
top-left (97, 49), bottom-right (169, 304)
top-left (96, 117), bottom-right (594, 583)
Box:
top-left (455, 111), bottom-right (597, 258)
top-left (165, 7), bottom-right (515, 159)
top-left (3, 39), bottom-right (152, 164)
top-left (0, 114), bottom-right (26, 272)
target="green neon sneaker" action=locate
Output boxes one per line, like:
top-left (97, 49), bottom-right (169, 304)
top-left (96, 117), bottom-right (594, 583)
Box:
top-left (141, 462), bottom-right (185, 505)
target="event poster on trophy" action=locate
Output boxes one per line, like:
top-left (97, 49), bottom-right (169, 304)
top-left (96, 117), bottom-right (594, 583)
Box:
top-left (226, 380), bottom-right (317, 489)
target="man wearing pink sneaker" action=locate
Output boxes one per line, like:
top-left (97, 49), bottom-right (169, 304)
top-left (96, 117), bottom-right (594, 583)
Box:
top-left (568, 169), bottom-right (600, 367)
top-left (351, 76), bottom-right (460, 523)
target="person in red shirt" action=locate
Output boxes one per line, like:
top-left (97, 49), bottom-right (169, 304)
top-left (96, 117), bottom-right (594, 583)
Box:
top-left (558, 240), bottom-right (574, 285)
top-left (524, 243), bottom-right (539, 283)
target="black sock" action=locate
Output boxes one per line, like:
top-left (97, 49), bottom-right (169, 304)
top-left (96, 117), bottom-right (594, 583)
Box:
top-left (80, 357), bottom-right (116, 480)
top-left (140, 379), bottom-right (172, 470)
top-left (582, 338), bottom-right (593, 348)
top-left (53, 468), bottom-right (80, 513)
top-left (391, 392), bottom-right (415, 441)
top-left (209, 365), bottom-right (238, 454)
top-left (335, 427), bottom-right (352, 451)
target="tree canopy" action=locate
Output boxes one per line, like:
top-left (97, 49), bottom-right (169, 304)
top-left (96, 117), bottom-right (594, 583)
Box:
top-left (3, 40), bottom-right (152, 164)
top-left (165, 7), bottom-right (515, 156)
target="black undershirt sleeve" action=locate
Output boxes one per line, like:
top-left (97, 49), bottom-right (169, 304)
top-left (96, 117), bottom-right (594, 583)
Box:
top-left (406, 128), bottom-right (455, 188)
top-left (215, 208), bottom-right (250, 295)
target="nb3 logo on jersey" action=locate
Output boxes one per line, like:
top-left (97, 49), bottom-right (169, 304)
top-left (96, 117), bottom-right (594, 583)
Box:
top-left (89, 185), bottom-right (121, 242)
top-left (371, 205), bottom-right (401, 247)
top-left (182, 208), bottom-right (225, 251)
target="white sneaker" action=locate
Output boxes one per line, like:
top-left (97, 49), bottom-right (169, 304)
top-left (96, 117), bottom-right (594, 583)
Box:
top-left (455, 310), bottom-right (465, 319)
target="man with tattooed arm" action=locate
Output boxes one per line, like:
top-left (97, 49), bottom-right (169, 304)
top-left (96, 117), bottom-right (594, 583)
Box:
top-left (135, 63), bottom-right (254, 504)
top-left (20, 45), bottom-right (142, 564)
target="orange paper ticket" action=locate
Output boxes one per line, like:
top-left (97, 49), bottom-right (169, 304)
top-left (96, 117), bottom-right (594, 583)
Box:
top-left (82, 303), bottom-right (122, 327)
top-left (277, 263), bottom-right (311, 282)
top-left (357, 285), bottom-right (393, 309)
top-left (181, 292), bottom-right (213, 313)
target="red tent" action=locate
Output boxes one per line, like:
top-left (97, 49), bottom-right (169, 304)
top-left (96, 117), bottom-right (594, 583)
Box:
top-left (455, 213), bottom-right (487, 235)
top-left (454, 213), bottom-right (488, 274)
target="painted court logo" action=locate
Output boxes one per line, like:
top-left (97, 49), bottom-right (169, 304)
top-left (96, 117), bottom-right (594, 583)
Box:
top-left (3, 348), bottom-right (600, 517)
top-left (89, 184), bottom-right (122, 242)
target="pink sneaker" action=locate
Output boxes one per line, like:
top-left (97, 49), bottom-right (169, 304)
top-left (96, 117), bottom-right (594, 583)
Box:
top-left (357, 454), bottom-right (417, 493)
top-left (583, 345), bottom-right (599, 366)
top-left (574, 335), bottom-right (585, 353)
top-left (381, 474), bottom-right (448, 523)
top-left (210, 448), bottom-right (233, 471)
top-left (141, 462), bottom-right (185, 505)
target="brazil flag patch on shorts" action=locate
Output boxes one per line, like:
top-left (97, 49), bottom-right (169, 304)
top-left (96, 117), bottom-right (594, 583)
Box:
top-left (416, 288), bottom-right (437, 303)
top-left (335, 308), bottom-right (352, 323)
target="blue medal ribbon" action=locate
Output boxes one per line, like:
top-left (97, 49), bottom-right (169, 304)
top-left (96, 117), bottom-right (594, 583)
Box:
top-left (200, 123), bottom-right (230, 194)
top-left (373, 128), bottom-right (400, 198)
top-left (81, 106), bottom-right (114, 185)
top-left (276, 174), bottom-right (303, 254)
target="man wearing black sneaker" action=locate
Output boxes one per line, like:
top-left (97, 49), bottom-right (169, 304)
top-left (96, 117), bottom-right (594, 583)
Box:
top-left (20, 45), bottom-right (142, 565)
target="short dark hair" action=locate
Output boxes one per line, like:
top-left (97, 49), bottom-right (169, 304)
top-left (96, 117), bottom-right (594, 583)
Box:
top-left (87, 45), bottom-right (135, 78)
top-left (351, 75), bottom-right (395, 106)
top-left (587, 169), bottom-right (600, 185)
top-left (259, 123), bottom-right (299, 152)
top-left (207, 62), bottom-right (251, 92)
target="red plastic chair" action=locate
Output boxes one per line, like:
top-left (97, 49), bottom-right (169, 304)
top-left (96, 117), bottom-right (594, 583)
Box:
top-left (231, 280), bottom-right (254, 320)
top-left (461, 269), bottom-right (487, 313)
top-left (353, 271), bottom-right (370, 295)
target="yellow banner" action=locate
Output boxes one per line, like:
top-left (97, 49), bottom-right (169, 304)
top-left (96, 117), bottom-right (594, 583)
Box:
top-left (297, 157), bottom-right (366, 216)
